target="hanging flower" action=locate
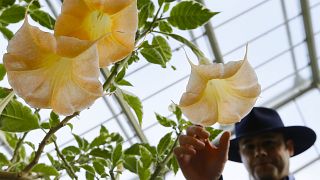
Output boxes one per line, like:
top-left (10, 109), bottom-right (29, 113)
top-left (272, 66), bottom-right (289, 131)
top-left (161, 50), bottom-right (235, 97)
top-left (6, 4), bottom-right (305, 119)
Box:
top-left (179, 49), bottom-right (261, 126)
top-left (3, 19), bottom-right (103, 116)
top-left (54, 0), bottom-right (138, 67)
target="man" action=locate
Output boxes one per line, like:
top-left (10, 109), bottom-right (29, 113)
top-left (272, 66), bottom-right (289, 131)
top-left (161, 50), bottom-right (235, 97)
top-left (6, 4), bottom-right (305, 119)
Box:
top-left (174, 107), bottom-right (317, 180)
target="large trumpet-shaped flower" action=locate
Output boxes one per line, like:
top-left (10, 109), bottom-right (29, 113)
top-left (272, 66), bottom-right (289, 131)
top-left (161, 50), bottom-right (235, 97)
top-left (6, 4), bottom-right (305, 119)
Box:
top-left (54, 0), bottom-right (138, 67)
top-left (3, 19), bottom-right (103, 116)
top-left (179, 50), bottom-right (261, 126)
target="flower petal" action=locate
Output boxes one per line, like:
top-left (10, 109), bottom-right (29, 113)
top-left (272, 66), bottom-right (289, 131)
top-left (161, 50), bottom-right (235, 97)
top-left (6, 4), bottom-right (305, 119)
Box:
top-left (55, 0), bottom-right (138, 67)
top-left (179, 49), bottom-right (261, 126)
top-left (4, 19), bottom-right (103, 115)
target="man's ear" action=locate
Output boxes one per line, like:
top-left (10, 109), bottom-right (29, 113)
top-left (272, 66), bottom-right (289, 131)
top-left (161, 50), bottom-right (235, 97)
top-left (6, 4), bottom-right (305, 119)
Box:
top-left (286, 139), bottom-right (294, 156)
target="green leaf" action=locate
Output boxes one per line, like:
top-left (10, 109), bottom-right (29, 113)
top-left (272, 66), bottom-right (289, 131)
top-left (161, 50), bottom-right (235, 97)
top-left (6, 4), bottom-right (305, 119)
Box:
top-left (157, 132), bottom-right (172, 156)
top-left (122, 91), bottom-right (143, 125)
top-left (32, 163), bottom-right (59, 176)
top-left (112, 143), bottom-right (122, 168)
top-left (0, 88), bottom-right (11, 98)
top-left (4, 132), bottom-right (18, 149)
top-left (0, 91), bottom-right (14, 115)
top-left (152, 36), bottom-right (172, 63)
top-left (93, 161), bottom-right (105, 175)
top-left (117, 79), bottom-right (133, 86)
top-left (90, 135), bottom-right (107, 148)
top-left (140, 146), bottom-right (153, 168)
top-left (24, 141), bottom-right (35, 150)
top-left (170, 156), bottom-right (179, 174)
top-left (158, 0), bottom-right (175, 6)
top-left (81, 164), bottom-right (95, 173)
top-left (163, 3), bottom-right (170, 13)
top-left (168, 1), bottom-right (218, 30)
top-left (67, 123), bottom-right (73, 131)
top-left (49, 111), bottom-right (60, 128)
top-left (138, 3), bottom-right (150, 28)
top-left (0, 152), bottom-right (9, 166)
top-left (141, 46), bottom-right (166, 67)
top-left (40, 122), bottom-right (50, 129)
top-left (61, 146), bottom-right (80, 155)
top-left (73, 134), bottom-right (83, 149)
top-left (100, 125), bottom-right (109, 136)
top-left (155, 113), bottom-right (177, 127)
top-left (89, 148), bottom-right (111, 159)
top-left (205, 127), bottom-right (223, 141)
top-left (23, 0), bottom-right (40, 8)
top-left (47, 153), bottom-right (55, 165)
top-left (162, 32), bottom-right (205, 60)
top-left (0, 5), bottom-right (26, 24)
top-left (137, 163), bottom-right (151, 180)
top-left (123, 155), bottom-right (140, 173)
top-left (0, 25), bottom-right (13, 40)
top-left (115, 67), bottom-right (126, 83)
top-left (159, 21), bottom-right (173, 33)
top-left (86, 171), bottom-right (95, 180)
top-left (0, 0), bottom-right (15, 9)
top-left (0, 99), bottom-right (40, 132)
top-left (0, 64), bottom-right (6, 80)
top-left (29, 9), bottom-right (55, 30)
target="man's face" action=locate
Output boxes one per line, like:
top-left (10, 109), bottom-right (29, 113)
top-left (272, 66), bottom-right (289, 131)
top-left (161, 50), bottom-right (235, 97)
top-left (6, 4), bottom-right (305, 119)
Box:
top-left (238, 132), bottom-right (294, 180)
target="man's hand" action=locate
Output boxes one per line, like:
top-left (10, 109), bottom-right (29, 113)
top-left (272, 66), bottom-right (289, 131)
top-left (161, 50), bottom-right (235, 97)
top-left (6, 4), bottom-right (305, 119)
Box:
top-left (174, 125), bottom-right (231, 180)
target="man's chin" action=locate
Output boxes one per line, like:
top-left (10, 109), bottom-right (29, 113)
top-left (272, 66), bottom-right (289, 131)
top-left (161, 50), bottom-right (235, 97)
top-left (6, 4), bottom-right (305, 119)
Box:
top-left (253, 164), bottom-right (278, 180)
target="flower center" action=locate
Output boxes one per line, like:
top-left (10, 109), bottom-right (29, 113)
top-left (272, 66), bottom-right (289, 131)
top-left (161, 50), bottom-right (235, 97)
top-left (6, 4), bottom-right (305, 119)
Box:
top-left (85, 11), bottom-right (111, 39)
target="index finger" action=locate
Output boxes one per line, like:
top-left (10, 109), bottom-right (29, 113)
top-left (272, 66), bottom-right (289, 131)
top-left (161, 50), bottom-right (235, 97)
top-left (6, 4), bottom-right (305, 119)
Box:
top-left (186, 125), bottom-right (210, 139)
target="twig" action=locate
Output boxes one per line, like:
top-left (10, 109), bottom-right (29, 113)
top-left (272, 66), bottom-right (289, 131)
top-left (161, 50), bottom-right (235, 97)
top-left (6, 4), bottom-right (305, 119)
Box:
top-left (150, 132), bottom-right (181, 180)
top-left (10, 132), bottom-right (28, 164)
top-left (21, 112), bottom-right (79, 176)
top-left (139, 4), bottom-right (163, 40)
top-left (0, 171), bottom-right (32, 180)
top-left (53, 140), bottom-right (78, 179)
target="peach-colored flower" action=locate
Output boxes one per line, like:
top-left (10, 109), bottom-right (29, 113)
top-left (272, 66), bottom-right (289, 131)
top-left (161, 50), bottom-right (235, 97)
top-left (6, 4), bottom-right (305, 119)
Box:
top-left (54, 0), bottom-right (138, 67)
top-left (3, 19), bottom-right (103, 116)
top-left (179, 49), bottom-right (261, 126)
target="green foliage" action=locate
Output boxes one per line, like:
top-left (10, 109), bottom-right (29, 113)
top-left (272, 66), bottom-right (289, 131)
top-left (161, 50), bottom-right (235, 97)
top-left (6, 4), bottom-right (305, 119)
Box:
top-left (157, 132), bottom-right (172, 156)
top-left (49, 111), bottom-right (60, 128)
top-left (0, 152), bottom-right (9, 166)
top-left (168, 1), bottom-right (218, 30)
top-left (0, 25), bottom-right (13, 39)
top-left (0, 5), bottom-right (26, 24)
top-left (0, 91), bottom-right (14, 115)
top-left (122, 91), bottom-right (143, 125)
top-left (0, 0), bottom-right (15, 9)
top-left (159, 21), bottom-right (172, 33)
top-left (155, 113), bottom-right (177, 127)
top-left (29, 9), bottom-right (55, 30)
top-left (0, 99), bottom-right (40, 132)
top-left (0, 64), bottom-right (6, 80)
top-left (32, 163), bottom-right (59, 176)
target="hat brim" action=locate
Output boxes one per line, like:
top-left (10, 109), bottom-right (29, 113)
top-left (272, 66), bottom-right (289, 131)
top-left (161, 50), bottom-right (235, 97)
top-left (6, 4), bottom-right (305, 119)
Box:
top-left (228, 126), bottom-right (317, 162)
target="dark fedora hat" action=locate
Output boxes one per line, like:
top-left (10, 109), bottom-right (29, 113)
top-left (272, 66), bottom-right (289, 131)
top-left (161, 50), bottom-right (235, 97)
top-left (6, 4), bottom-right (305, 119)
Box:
top-left (228, 107), bottom-right (317, 162)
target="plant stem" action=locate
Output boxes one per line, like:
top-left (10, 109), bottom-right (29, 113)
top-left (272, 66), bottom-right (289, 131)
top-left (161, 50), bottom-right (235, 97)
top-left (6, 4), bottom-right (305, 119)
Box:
top-left (150, 132), bottom-right (181, 180)
top-left (139, 5), bottom-right (163, 40)
top-left (21, 112), bottom-right (79, 176)
top-left (0, 171), bottom-right (32, 180)
top-left (10, 132), bottom-right (28, 164)
top-left (109, 170), bottom-right (116, 180)
top-left (102, 54), bottom-right (131, 92)
top-left (53, 140), bottom-right (78, 179)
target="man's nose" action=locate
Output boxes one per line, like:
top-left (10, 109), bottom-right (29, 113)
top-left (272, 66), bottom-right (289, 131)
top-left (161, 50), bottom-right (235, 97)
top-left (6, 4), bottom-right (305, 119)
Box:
top-left (254, 145), bottom-right (268, 157)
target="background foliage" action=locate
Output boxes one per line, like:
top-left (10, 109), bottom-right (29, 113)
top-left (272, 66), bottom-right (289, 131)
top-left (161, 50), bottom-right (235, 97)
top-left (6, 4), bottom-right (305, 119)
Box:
top-left (0, 0), bottom-right (222, 179)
